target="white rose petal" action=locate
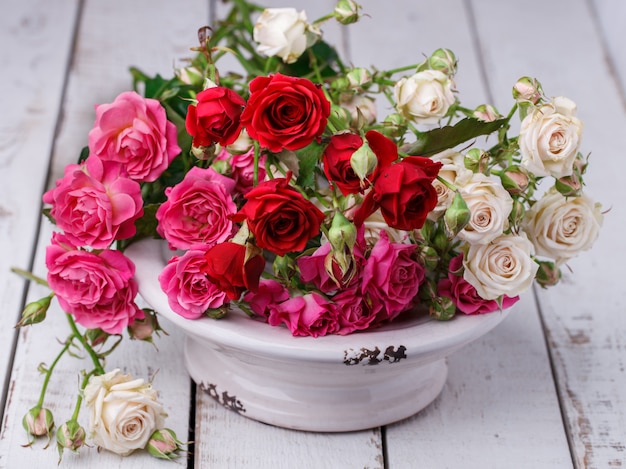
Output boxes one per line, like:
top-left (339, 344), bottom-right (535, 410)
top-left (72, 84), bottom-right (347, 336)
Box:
top-left (84, 369), bottom-right (167, 456)
top-left (393, 70), bottom-right (455, 125)
top-left (457, 173), bottom-right (513, 245)
top-left (253, 8), bottom-right (320, 64)
top-left (522, 188), bottom-right (603, 263)
top-left (463, 234), bottom-right (539, 300)
top-left (519, 96), bottom-right (583, 178)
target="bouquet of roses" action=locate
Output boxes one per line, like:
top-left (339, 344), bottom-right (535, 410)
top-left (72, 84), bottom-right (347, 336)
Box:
top-left (15, 0), bottom-right (603, 460)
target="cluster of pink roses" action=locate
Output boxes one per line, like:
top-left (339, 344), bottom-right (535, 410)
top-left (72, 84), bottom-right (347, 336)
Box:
top-left (43, 92), bottom-right (181, 334)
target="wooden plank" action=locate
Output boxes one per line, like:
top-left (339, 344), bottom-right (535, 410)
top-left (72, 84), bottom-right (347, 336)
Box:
top-left (470, 0), bottom-right (626, 467)
top-left (0, 0), bottom-right (79, 418)
top-left (0, 0), bottom-right (208, 466)
top-left (348, 0), bottom-right (574, 467)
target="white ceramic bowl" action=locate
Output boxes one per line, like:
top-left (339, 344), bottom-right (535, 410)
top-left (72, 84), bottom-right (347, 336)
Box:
top-left (127, 238), bottom-right (511, 432)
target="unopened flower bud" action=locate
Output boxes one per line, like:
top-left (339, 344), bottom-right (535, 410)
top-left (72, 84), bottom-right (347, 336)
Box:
top-left (211, 159), bottom-right (231, 176)
top-left (23, 406), bottom-right (54, 439)
top-left (512, 76), bottom-right (542, 104)
top-left (555, 174), bottom-right (583, 197)
top-left (191, 144), bottom-right (217, 161)
top-left (350, 140), bottom-right (378, 185)
top-left (473, 104), bottom-right (499, 122)
top-left (226, 129), bottom-right (253, 154)
top-left (206, 305), bottom-right (229, 319)
top-left (16, 295), bottom-right (52, 327)
top-left (147, 428), bottom-right (185, 460)
top-left (500, 166), bottom-right (530, 195)
top-left (334, 0), bottom-right (361, 25)
top-left (418, 278), bottom-right (438, 301)
top-left (85, 328), bottom-right (110, 347)
top-left (464, 148), bottom-right (488, 173)
top-left (273, 255), bottom-right (297, 282)
top-left (381, 113), bottom-right (407, 139)
top-left (324, 248), bottom-right (357, 288)
top-left (509, 199), bottom-right (526, 227)
top-left (444, 191), bottom-right (471, 237)
top-left (535, 260), bottom-right (561, 287)
top-left (328, 212), bottom-right (357, 252)
top-left (128, 309), bottom-right (162, 342)
top-left (56, 420), bottom-right (85, 457)
top-left (429, 296), bottom-right (457, 320)
top-left (341, 95), bottom-right (377, 129)
top-left (428, 48), bottom-right (457, 76)
top-left (346, 67), bottom-right (372, 90)
top-left (420, 246), bottom-right (439, 271)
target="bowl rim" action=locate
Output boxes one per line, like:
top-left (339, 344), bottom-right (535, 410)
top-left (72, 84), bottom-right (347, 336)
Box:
top-left (126, 238), bottom-right (512, 363)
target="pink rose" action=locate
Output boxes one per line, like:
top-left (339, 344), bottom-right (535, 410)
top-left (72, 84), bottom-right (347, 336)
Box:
top-left (88, 91), bottom-right (180, 182)
top-left (159, 248), bottom-right (229, 319)
top-left (242, 279), bottom-right (290, 318)
top-left (333, 287), bottom-right (380, 335)
top-left (156, 167), bottom-right (237, 250)
top-left (268, 293), bottom-right (339, 337)
top-left (438, 254), bottom-right (519, 314)
top-left (216, 148), bottom-right (267, 195)
top-left (42, 156), bottom-right (143, 249)
top-left (361, 231), bottom-right (425, 321)
top-left (45, 232), bottom-right (143, 334)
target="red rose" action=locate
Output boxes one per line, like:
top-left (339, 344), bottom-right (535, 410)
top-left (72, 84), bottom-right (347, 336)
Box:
top-left (232, 175), bottom-right (325, 256)
top-left (185, 86), bottom-right (245, 147)
top-left (322, 130), bottom-right (397, 195)
top-left (354, 156), bottom-right (442, 231)
top-left (240, 73), bottom-right (331, 152)
top-left (203, 242), bottom-right (265, 300)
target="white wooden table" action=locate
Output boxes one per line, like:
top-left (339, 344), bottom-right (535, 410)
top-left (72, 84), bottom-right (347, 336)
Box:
top-left (1, 0), bottom-right (624, 467)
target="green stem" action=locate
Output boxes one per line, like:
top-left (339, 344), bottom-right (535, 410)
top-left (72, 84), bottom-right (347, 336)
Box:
top-left (253, 140), bottom-right (261, 186)
top-left (312, 13), bottom-right (335, 25)
top-left (384, 63), bottom-right (421, 75)
top-left (436, 175), bottom-right (458, 191)
top-left (37, 340), bottom-right (72, 408)
top-left (65, 314), bottom-right (105, 375)
top-left (11, 268), bottom-right (49, 287)
top-left (71, 370), bottom-right (96, 421)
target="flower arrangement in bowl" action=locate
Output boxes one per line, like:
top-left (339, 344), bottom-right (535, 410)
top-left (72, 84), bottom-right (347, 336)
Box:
top-left (14, 0), bottom-right (604, 457)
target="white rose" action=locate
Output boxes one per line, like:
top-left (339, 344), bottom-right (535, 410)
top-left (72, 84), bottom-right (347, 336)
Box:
top-left (84, 369), bottom-right (167, 456)
top-left (362, 209), bottom-right (408, 245)
top-left (457, 173), bottom-right (513, 245)
top-left (519, 96), bottom-right (583, 178)
top-left (428, 149), bottom-right (473, 220)
top-left (522, 188), bottom-right (603, 263)
top-left (253, 8), bottom-right (320, 64)
top-left (463, 234), bottom-right (539, 300)
top-left (393, 70), bottom-right (455, 124)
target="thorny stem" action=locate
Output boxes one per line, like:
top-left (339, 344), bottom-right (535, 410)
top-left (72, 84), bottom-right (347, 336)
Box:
top-left (71, 370), bottom-right (97, 422)
top-left (37, 341), bottom-right (72, 408)
top-left (65, 314), bottom-right (105, 376)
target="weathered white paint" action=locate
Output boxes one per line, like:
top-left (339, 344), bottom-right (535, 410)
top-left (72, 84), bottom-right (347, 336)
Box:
top-left (1, 0), bottom-right (624, 467)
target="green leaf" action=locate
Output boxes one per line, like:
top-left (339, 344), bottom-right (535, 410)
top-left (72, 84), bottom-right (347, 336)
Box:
top-left (132, 204), bottom-right (161, 241)
top-left (295, 140), bottom-right (326, 189)
top-left (405, 117), bottom-right (509, 156)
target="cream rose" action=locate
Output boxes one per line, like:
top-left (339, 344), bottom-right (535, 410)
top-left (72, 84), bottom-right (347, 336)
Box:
top-left (84, 369), bottom-right (167, 456)
top-left (253, 8), bottom-right (320, 64)
top-left (463, 234), bottom-right (539, 300)
top-left (362, 209), bottom-right (408, 245)
top-left (428, 149), bottom-right (473, 220)
top-left (457, 173), bottom-right (513, 245)
top-left (522, 188), bottom-right (603, 263)
top-left (393, 70), bottom-right (455, 124)
top-left (519, 96), bottom-right (583, 178)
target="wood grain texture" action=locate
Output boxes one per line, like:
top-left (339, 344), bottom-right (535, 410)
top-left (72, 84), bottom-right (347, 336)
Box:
top-left (0, 0), bottom-right (79, 418)
top-left (471, 0), bottom-right (626, 467)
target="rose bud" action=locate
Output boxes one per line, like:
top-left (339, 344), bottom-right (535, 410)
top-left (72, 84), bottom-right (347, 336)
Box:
top-left (381, 113), bottom-right (407, 139)
top-left (128, 309), bottom-right (163, 342)
top-left (420, 245), bottom-right (439, 271)
top-left (349, 140), bottom-right (378, 186)
top-left (444, 191), bottom-right (471, 238)
top-left (175, 65), bottom-right (204, 87)
top-left (429, 296), bottom-right (457, 320)
top-left (23, 406), bottom-right (54, 442)
top-left (464, 148), bottom-right (488, 173)
top-left (346, 67), bottom-right (372, 90)
top-left (418, 278), bottom-right (438, 301)
top-left (512, 76), bottom-right (543, 104)
top-left (535, 260), bottom-right (561, 288)
top-left (147, 428), bottom-right (185, 460)
top-left (428, 48), bottom-right (457, 76)
top-left (473, 104), bottom-right (499, 122)
top-left (85, 328), bottom-right (110, 347)
top-left (273, 254), bottom-right (297, 284)
top-left (500, 166), bottom-right (530, 195)
top-left (56, 420), bottom-right (86, 459)
top-left (16, 295), bottom-right (52, 327)
top-left (328, 212), bottom-right (357, 252)
top-left (555, 174), bottom-right (583, 197)
top-left (509, 199), bottom-right (526, 227)
top-left (334, 0), bottom-right (361, 24)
